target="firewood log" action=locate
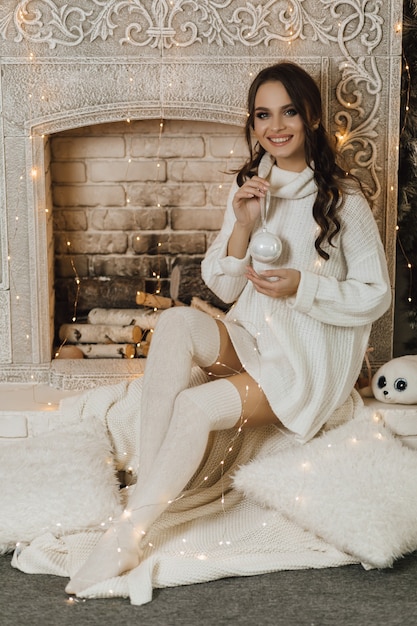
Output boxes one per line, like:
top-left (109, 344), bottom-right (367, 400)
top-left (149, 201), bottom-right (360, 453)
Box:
top-left (135, 291), bottom-right (184, 309)
top-left (59, 323), bottom-right (142, 344)
top-left (135, 340), bottom-right (151, 357)
top-left (75, 344), bottom-right (136, 359)
top-left (190, 296), bottom-right (226, 319)
top-left (87, 307), bottom-right (160, 329)
top-left (54, 345), bottom-right (84, 359)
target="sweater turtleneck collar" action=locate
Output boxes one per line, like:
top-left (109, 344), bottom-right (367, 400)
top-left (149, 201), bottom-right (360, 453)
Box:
top-left (258, 152), bottom-right (317, 200)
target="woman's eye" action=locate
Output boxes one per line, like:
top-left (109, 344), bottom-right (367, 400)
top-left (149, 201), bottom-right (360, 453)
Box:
top-left (255, 112), bottom-right (269, 119)
top-left (284, 108), bottom-right (298, 117)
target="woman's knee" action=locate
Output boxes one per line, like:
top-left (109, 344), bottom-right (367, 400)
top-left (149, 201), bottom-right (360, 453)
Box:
top-left (155, 307), bottom-right (209, 338)
top-left (203, 320), bottom-right (243, 378)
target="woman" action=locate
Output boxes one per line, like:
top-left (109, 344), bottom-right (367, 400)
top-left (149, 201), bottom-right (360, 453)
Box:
top-left (66, 62), bottom-right (390, 595)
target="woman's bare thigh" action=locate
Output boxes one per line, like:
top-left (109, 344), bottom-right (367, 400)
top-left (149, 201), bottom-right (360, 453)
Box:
top-left (202, 319), bottom-right (244, 378)
top-left (228, 371), bottom-right (278, 428)
top-left (202, 321), bottom-right (278, 428)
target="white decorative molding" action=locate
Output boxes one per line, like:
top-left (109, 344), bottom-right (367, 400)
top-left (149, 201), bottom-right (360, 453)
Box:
top-left (0, 291), bottom-right (12, 364)
top-left (0, 1), bottom-right (399, 202)
top-left (0, 1), bottom-right (383, 51)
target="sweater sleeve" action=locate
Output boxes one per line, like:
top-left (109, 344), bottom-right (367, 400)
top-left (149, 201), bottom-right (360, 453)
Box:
top-left (287, 194), bottom-right (391, 326)
top-left (201, 181), bottom-right (250, 304)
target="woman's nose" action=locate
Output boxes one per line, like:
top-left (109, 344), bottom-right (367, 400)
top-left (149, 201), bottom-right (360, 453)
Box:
top-left (271, 117), bottom-right (282, 131)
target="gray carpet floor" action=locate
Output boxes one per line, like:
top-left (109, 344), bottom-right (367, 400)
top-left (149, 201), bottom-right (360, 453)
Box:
top-left (2, 551), bottom-right (417, 626)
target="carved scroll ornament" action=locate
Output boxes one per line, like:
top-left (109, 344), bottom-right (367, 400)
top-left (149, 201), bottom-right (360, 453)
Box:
top-left (0, 0), bottom-right (388, 198)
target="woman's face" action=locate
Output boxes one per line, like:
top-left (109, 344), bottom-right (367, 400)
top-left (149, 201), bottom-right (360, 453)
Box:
top-left (253, 81), bottom-right (307, 172)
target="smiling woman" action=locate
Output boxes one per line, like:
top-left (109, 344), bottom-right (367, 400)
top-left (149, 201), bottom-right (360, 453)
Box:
top-left (252, 81), bottom-right (308, 172)
top-left (65, 61), bottom-right (391, 600)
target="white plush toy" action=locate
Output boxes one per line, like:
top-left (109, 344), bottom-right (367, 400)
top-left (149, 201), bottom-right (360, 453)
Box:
top-left (371, 355), bottom-right (417, 404)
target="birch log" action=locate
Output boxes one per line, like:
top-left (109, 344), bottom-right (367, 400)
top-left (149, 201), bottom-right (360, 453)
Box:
top-left (59, 323), bottom-right (142, 344)
top-left (75, 344), bottom-right (136, 359)
top-left (87, 308), bottom-right (160, 330)
top-left (135, 291), bottom-right (184, 309)
top-left (135, 341), bottom-right (151, 357)
top-left (190, 297), bottom-right (226, 319)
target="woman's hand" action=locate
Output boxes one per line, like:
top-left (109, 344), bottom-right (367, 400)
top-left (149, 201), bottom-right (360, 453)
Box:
top-left (245, 266), bottom-right (301, 298)
top-left (232, 176), bottom-right (270, 227)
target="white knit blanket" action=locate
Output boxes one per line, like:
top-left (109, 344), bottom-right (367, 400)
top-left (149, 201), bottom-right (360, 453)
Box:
top-left (10, 375), bottom-right (417, 605)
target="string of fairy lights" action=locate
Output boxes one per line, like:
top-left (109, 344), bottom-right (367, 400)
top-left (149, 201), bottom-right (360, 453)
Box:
top-left (6, 7), bottom-right (411, 598)
top-left (7, 8), bottom-right (408, 368)
top-left (396, 36), bottom-right (416, 324)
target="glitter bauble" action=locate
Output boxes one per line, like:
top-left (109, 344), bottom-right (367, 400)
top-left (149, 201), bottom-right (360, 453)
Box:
top-left (249, 230), bottom-right (282, 263)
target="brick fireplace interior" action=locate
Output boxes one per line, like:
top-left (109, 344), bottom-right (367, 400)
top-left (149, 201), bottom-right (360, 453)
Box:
top-left (51, 119), bottom-right (247, 352)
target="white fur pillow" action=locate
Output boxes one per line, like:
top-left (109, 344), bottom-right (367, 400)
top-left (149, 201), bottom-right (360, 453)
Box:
top-left (0, 419), bottom-right (122, 553)
top-left (233, 416), bottom-right (417, 568)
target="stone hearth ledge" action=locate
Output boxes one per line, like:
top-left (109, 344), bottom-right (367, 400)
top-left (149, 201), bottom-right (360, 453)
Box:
top-left (0, 378), bottom-right (416, 454)
top-left (49, 358), bottom-right (146, 390)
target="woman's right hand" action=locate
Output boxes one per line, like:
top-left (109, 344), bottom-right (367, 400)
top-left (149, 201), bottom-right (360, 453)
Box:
top-left (232, 176), bottom-right (270, 227)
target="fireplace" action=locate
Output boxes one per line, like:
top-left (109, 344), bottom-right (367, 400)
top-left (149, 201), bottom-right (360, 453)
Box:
top-left (0, 0), bottom-right (403, 387)
top-left (51, 118), bottom-right (245, 344)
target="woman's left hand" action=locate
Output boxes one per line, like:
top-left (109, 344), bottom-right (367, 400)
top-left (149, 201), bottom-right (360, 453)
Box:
top-left (245, 266), bottom-right (301, 298)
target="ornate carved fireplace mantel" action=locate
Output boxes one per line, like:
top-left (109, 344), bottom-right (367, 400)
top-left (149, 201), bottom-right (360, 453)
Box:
top-left (0, 0), bottom-right (403, 385)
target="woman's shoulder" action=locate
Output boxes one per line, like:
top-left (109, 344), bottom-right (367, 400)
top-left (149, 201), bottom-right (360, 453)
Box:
top-left (338, 183), bottom-right (382, 241)
top-left (339, 177), bottom-right (372, 212)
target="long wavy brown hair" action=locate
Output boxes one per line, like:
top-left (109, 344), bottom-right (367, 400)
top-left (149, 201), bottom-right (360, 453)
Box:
top-left (237, 62), bottom-right (356, 261)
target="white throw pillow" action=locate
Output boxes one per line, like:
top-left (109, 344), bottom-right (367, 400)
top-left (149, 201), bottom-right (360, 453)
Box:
top-left (233, 415), bottom-right (417, 568)
top-left (0, 419), bottom-right (122, 553)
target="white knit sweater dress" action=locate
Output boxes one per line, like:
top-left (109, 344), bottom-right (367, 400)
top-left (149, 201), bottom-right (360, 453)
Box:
top-left (201, 154), bottom-right (391, 442)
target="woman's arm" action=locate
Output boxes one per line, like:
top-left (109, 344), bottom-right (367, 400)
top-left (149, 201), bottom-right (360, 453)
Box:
top-left (227, 175), bottom-right (269, 258)
top-left (244, 192), bottom-right (391, 326)
top-left (287, 195), bottom-right (391, 326)
top-left (202, 176), bottom-right (269, 303)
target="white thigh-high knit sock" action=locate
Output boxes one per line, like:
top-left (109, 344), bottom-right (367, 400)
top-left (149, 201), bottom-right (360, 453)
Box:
top-left (65, 378), bottom-right (242, 596)
top-left (138, 307), bottom-right (221, 482)
top-left (128, 378), bottom-right (242, 533)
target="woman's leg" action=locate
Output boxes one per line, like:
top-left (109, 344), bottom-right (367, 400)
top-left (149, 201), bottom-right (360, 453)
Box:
top-left (120, 373), bottom-right (277, 538)
top-left (66, 319), bottom-right (276, 595)
top-left (138, 308), bottom-right (230, 483)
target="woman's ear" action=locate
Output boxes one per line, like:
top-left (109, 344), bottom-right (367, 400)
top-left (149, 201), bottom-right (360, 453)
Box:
top-left (311, 121), bottom-right (320, 131)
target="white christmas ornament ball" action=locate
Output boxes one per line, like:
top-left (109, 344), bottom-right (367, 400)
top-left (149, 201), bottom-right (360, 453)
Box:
top-left (249, 231), bottom-right (282, 263)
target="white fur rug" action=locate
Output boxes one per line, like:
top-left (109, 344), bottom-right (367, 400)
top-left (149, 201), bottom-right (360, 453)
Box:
top-left (0, 419), bottom-right (122, 553)
top-left (234, 413), bottom-right (417, 568)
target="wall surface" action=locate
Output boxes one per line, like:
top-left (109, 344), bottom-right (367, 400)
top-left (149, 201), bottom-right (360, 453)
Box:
top-left (0, 0), bottom-right (404, 382)
top-left (51, 119), bottom-right (247, 335)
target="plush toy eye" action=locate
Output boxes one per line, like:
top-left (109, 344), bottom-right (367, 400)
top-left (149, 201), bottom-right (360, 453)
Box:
top-left (394, 378), bottom-right (408, 392)
top-left (377, 375), bottom-right (387, 389)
